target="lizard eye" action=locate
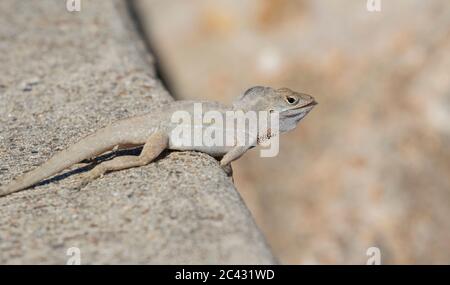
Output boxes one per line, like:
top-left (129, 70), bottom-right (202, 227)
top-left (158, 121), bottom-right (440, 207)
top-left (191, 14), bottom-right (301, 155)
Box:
top-left (285, 96), bottom-right (298, 105)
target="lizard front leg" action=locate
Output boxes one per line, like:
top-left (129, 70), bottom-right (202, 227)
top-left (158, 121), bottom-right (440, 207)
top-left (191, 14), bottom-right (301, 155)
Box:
top-left (220, 145), bottom-right (253, 176)
top-left (79, 131), bottom-right (168, 186)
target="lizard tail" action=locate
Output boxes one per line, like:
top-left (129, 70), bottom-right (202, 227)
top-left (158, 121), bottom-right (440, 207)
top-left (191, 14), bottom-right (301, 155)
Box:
top-left (0, 130), bottom-right (116, 197)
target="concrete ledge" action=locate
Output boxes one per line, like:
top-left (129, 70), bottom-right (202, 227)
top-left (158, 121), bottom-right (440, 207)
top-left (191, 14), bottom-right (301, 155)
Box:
top-left (0, 0), bottom-right (276, 264)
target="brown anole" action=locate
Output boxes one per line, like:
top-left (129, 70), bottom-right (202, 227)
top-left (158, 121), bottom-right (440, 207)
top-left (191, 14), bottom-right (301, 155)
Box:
top-left (0, 86), bottom-right (317, 196)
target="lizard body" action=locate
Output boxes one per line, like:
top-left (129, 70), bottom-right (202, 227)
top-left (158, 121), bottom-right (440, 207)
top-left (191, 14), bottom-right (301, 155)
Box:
top-left (0, 86), bottom-right (316, 196)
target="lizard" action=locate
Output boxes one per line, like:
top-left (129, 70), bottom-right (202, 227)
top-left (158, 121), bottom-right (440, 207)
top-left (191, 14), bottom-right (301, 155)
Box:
top-left (0, 86), bottom-right (317, 197)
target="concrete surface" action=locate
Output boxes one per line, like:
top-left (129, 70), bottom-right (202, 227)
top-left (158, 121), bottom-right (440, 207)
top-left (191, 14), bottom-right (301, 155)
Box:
top-left (0, 0), bottom-right (276, 264)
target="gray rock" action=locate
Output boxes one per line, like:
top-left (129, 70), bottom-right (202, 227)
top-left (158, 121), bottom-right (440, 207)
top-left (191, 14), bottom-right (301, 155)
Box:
top-left (0, 0), bottom-right (276, 264)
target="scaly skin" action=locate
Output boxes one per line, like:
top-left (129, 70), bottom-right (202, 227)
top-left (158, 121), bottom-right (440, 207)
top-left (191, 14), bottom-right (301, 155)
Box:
top-left (0, 86), bottom-right (317, 196)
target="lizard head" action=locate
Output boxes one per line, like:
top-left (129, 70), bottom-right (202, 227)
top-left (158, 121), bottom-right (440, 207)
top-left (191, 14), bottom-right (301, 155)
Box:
top-left (233, 86), bottom-right (317, 132)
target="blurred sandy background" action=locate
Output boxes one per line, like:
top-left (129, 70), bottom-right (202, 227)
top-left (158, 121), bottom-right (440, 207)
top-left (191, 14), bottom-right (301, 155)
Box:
top-left (133, 0), bottom-right (450, 264)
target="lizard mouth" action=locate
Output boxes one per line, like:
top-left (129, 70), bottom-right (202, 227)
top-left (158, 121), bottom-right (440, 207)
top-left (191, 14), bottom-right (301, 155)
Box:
top-left (282, 101), bottom-right (317, 118)
top-left (297, 100), bottom-right (318, 109)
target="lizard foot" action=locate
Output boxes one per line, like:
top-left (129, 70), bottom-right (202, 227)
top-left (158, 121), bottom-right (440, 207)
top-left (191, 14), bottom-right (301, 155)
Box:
top-left (71, 177), bottom-right (90, 191)
top-left (220, 163), bottom-right (233, 177)
top-left (73, 170), bottom-right (103, 190)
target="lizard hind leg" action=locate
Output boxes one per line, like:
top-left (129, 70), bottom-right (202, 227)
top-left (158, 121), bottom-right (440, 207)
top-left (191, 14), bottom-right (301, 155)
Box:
top-left (79, 131), bottom-right (169, 186)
